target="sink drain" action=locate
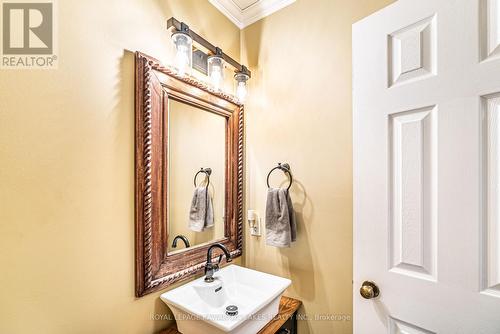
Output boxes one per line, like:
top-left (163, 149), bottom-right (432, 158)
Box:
top-left (225, 305), bottom-right (238, 316)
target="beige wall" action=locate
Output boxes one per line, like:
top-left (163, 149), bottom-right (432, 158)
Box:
top-left (241, 0), bottom-right (393, 333)
top-left (0, 1), bottom-right (240, 333)
top-left (167, 100), bottom-right (226, 253)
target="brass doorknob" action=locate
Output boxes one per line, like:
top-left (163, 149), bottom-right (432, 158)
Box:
top-left (360, 281), bottom-right (380, 299)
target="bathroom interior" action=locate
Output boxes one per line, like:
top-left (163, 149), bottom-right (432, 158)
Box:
top-left (2, 0), bottom-right (500, 333)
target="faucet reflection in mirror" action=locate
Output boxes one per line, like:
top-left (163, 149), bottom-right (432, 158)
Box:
top-left (171, 235), bottom-right (191, 249)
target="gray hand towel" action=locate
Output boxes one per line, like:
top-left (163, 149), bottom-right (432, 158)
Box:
top-left (189, 187), bottom-right (214, 232)
top-left (265, 188), bottom-right (297, 247)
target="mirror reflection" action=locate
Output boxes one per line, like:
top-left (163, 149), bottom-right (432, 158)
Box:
top-left (167, 100), bottom-right (226, 254)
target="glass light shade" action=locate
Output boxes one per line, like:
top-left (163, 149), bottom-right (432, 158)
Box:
top-left (208, 55), bottom-right (224, 91)
top-left (171, 32), bottom-right (192, 76)
top-left (234, 72), bottom-right (249, 103)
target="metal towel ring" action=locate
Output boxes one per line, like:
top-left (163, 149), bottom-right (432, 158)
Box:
top-left (266, 163), bottom-right (293, 191)
top-left (194, 168), bottom-right (212, 187)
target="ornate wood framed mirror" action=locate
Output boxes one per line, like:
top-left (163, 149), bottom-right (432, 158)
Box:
top-left (134, 52), bottom-right (243, 297)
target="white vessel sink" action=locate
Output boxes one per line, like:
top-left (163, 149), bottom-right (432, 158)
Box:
top-left (160, 265), bottom-right (291, 334)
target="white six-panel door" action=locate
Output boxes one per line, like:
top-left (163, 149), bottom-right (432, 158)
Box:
top-left (353, 0), bottom-right (500, 333)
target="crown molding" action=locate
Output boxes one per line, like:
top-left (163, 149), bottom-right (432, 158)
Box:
top-left (209, 0), bottom-right (244, 29)
top-left (209, 0), bottom-right (296, 29)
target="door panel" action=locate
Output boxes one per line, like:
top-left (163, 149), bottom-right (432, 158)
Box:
top-left (480, 0), bottom-right (500, 61)
top-left (483, 92), bottom-right (500, 298)
top-left (388, 15), bottom-right (436, 87)
top-left (389, 106), bottom-right (437, 282)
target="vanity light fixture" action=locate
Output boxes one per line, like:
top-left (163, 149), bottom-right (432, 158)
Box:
top-left (208, 47), bottom-right (225, 91)
top-left (171, 22), bottom-right (192, 77)
top-left (167, 17), bottom-right (251, 102)
top-left (234, 65), bottom-right (250, 103)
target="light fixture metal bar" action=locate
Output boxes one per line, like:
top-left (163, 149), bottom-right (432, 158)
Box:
top-left (167, 17), bottom-right (251, 78)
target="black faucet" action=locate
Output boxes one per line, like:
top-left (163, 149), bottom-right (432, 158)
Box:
top-left (204, 243), bottom-right (232, 283)
top-left (171, 235), bottom-right (190, 249)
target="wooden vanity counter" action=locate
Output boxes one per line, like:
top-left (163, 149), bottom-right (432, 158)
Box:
top-left (160, 296), bottom-right (302, 334)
